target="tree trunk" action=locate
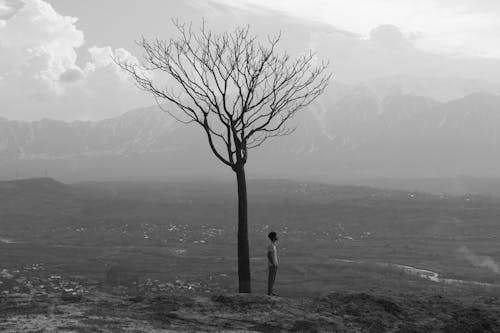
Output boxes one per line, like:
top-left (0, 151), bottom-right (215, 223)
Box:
top-left (235, 163), bottom-right (251, 293)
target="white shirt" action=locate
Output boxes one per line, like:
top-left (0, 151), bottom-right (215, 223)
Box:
top-left (267, 243), bottom-right (278, 267)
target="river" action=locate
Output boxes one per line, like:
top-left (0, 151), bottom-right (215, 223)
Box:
top-left (0, 237), bottom-right (16, 244)
top-left (332, 258), bottom-right (494, 287)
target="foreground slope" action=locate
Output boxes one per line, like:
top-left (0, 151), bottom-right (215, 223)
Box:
top-left (1, 288), bottom-right (499, 333)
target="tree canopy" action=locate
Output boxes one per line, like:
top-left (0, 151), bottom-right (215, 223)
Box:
top-left (118, 21), bottom-right (330, 170)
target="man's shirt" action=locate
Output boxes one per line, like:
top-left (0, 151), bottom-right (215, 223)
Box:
top-left (267, 243), bottom-right (278, 267)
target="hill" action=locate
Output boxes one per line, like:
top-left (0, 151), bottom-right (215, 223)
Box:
top-left (0, 287), bottom-right (499, 332)
top-left (0, 178), bottom-right (82, 241)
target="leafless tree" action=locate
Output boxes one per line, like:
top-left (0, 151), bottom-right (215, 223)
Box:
top-left (118, 21), bottom-right (330, 293)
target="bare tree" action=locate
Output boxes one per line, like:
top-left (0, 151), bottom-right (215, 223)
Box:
top-left (118, 21), bottom-right (330, 293)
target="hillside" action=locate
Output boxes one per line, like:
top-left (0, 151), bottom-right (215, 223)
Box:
top-left (0, 286), bottom-right (499, 332)
top-left (0, 178), bottom-right (83, 241)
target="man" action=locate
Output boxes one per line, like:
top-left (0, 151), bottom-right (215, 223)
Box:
top-left (267, 231), bottom-right (279, 296)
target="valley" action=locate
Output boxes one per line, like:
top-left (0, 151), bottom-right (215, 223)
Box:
top-left (1, 178), bottom-right (500, 299)
top-left (2, 178), bottom-right (500, 331)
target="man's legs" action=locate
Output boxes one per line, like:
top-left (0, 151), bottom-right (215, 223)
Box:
top-left (267, 266), bottom-right (277, 295)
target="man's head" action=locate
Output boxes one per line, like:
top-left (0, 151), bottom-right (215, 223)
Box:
top-left (268, 231), bottom-right (278, 242)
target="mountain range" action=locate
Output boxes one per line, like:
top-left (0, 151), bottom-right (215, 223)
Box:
top-left (1, 84), bottom-right (500, 184)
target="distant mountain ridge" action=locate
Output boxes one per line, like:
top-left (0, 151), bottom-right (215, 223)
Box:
top-left (1, 88), bottom-right (500, 182)
top-left (0, 106), bottom-right (185, 159)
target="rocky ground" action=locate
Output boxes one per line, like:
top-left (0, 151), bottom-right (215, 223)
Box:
top-left (1, 275), bottom-right (500, 333)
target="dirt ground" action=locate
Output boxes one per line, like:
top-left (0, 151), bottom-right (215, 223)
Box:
top-left (1, 286), bottom-right (500, 333)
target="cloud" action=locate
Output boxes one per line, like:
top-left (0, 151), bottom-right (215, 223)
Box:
top-left (457, 246), bottom-right (500, 274)
top-left (196, 0), bottom-right (500, 101)
top-left (84, 46), bottom-right (138, 82)
top-left (0, 0), bottom-right (23, 19)
top-left (2, 0), bottom-right (499, 120)
top-left (0, 0), bottom-right (148, 121)
top-left (369, 25), bottom-right (414, 49)
top-left (0, 0), bottom-right (84, 92)
top-left (305, 22), bottom-right (500, 93)
top-left (59, 68), bottom-right (84, 83)
top-left (307, 25), bottom-right (420, 82)
top-left (209, 0), bottom-right (500, 58)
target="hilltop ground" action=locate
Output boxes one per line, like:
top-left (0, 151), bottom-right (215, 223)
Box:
top-left (1, 282), bottom-right (500, 333)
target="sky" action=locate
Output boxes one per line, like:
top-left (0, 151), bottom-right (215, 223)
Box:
top-left (1, 0), bottom-right (500, 121)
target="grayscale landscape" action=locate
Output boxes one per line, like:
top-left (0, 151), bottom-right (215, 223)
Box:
top-left (1, 0), bottom-right (500, 332)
